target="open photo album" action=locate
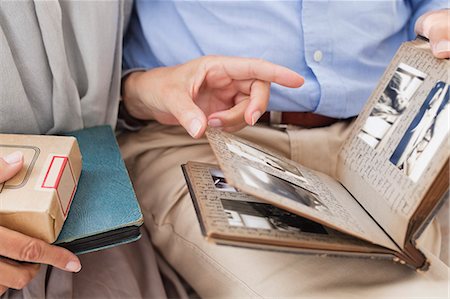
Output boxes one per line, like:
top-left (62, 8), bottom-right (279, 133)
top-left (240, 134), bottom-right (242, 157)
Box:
top-left (182, 38), bottom-right (449, 270)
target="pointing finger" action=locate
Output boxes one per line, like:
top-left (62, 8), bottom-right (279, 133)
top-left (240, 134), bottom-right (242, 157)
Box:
top-left (203, 56), bottom-right (304, 88)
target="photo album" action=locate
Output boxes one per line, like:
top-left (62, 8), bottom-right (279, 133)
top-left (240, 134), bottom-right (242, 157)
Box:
top-left (182, 37), bottom-right (449, 270)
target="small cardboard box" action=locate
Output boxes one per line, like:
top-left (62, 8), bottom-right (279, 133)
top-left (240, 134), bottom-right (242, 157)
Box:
top-left (0, 134), bottom-right (82, 243)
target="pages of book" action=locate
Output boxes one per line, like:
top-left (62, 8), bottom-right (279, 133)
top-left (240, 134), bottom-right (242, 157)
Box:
top-left (337, 39), bottom-right (450, 248)
top-left (183, 161), bottom-right (394, 256)
top-left (207, 129), bottom-right (399, 251)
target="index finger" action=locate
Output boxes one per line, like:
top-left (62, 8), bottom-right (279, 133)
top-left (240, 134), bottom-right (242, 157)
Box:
top-left (0, 227), bottom-right (81, 272)
top-left (205, 56), bottom-right (304, 88)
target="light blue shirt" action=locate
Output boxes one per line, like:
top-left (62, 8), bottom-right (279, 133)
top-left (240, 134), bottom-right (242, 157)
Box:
top-left (123, 0), bottom-right (447, 118)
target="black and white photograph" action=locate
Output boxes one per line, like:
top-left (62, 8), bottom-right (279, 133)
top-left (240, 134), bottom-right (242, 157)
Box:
top-left (226, 139), bottom-right (308, 184)
top-left (390, 82), bottom-right (449, 182)
top-left (359, 63), bottom-right (427, 148)
top-left (221, 198), bottom-right (328, 234)
top-left (237, 164), bottom-right (328, 213)
top-left (209, 168), bottom-right (237, 192)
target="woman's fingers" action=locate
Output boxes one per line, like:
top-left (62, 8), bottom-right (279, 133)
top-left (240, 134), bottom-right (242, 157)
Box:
top-left (0, 151), bottom-right (24, 183)
top-left (0, 285), bottom-right (8, 296)
top-left (0, 260), bottom-right (40, 290)
top-left (0, 227), bottom-right (81, 273)
top-left (0, 151), bottom-right (79, 295)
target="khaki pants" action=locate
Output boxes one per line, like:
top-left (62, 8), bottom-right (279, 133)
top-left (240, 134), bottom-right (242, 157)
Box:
top-left (119, 121), bottom-right (449, 298)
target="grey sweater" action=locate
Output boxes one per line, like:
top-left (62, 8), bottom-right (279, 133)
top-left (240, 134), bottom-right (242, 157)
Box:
top-left (0, 0), bottom-right (126, 134)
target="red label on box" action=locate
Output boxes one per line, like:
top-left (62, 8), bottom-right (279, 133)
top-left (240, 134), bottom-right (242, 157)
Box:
top-left (42, 156), bottom-right (76, 217)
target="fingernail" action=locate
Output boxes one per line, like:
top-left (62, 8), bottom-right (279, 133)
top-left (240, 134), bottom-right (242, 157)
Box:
top-left (188, 118), bottom-right (203, 138)
top-left (208, 118), bottom-right (223, 128)
top-left (65, 261), bottom-right (82, 272)
top-left (434, 40), bottom-right (450, 54)
top-left (3, 151), bottom-right (23, 164)
top-left (251, 111), bottom-right (262, 126)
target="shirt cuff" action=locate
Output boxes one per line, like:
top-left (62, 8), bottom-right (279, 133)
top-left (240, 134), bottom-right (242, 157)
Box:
top-left (117, 67), bottom-right (153, 132)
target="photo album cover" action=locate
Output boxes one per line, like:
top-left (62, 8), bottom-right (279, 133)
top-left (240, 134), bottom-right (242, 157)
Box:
top-left (182, 37), bottom-right (449, 270)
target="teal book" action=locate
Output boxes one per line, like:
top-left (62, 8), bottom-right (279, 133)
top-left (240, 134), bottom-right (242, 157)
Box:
top-left (55, 126), bottom-right (143, 255)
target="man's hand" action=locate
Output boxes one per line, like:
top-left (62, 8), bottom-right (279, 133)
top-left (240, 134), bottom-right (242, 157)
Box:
top-left (0, 152), bottom-right (81, 295)
top-left (122, 56), bottom-right (304, 138)
top-left (415, 9), bottom-right (450, 59)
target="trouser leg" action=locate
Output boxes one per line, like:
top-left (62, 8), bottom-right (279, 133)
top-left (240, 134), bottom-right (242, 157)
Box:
top-left (118, 122), bottom-right (448, 299)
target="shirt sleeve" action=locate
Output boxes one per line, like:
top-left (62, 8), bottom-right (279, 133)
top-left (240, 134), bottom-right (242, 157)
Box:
top-left (407, 0), bottom-right (449, 39)
top-left (117, 66), bottom-right (152, 132)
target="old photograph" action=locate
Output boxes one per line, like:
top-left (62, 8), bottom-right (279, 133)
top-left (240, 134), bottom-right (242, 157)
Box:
top-left (221, 198), bottom-right (328, 234)
top-left (390, 82), bottom-right (449, 182)
top-left (237, 164), bottom-right (328, 213)
top-left (359, 63), bottom-right (427, 148)
top-left (209, 168), bottom-right (237, 192)
top-left (226, 138), bottom-right (308, 184)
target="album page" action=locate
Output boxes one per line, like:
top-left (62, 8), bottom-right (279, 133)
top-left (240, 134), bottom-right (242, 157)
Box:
top-left (337, 39), bottom-right (450, 248)
top-left (206, 129), bottom-right (398, 251)
top-left (182, 161), bottom-right (394, 256)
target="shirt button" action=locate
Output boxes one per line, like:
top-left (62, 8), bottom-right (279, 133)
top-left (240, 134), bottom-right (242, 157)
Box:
top-left (313, 50), bottom-right (323, 62)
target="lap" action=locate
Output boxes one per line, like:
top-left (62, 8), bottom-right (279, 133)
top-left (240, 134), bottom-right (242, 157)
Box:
top-left (119, 123), bottom-right (449, 299)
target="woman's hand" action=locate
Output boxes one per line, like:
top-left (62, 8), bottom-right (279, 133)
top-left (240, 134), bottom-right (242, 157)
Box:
top-left (122, 56), bottom-right (304, 138)
top-left (0, 152), bottom-right (81, 295)
top-left (415, 9), bottom-right (450, 59)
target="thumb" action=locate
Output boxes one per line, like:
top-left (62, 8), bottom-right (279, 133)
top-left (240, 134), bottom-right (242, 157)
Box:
top-left (0, 151), bottom-right (24, 183)
top-left (166, 96), bottom-right (207, 138)
top-left (415, 10), bottom-right (450, 59)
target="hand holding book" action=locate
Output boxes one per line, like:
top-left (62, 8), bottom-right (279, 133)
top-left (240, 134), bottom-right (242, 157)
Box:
top-left (0, 152), bottom-right (81, 296)
top-left (0, 126), bottom-right (142, 294)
